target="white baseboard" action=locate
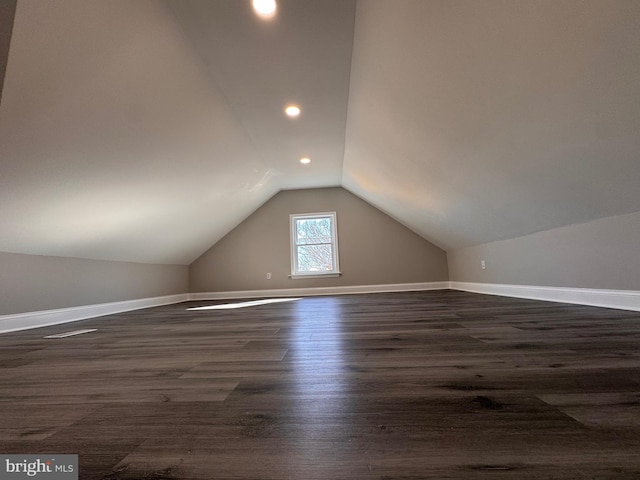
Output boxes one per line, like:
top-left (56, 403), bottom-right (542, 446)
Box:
top-left (188, 282), bottom-right (450, 301)
top-left (450, 281), bottom-right (640, 312)
top-left (4, 281), bottom-right (637, 334)
top-left (0, 283), bottom-right (447, 334)
top-left (0, 294), bottom-right (189, 334)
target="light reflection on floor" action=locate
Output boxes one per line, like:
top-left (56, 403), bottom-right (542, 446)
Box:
top-left (288, 296), bottom-right (353, 470)
top-left (187, 297), bottom-right (301, 311)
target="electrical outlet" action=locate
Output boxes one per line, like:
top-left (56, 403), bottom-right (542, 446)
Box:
top-left (481, 260), bottom-right (486, 270)
top-left (266, 272), bottom-right (272, 280)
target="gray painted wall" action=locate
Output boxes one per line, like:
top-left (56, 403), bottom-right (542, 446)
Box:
top-left (0, 252), bottom-right (188, 315)
top-left (8, 190), bottom-right (635, 317)
top-left (448, 210), bottom-right (640, 291)
top-left (190, 187), bottom-right (449, 292)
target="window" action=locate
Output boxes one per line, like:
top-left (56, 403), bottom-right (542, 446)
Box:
top-left (290, 212), bottom-right (340, 278)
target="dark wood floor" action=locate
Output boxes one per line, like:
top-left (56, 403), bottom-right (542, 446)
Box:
top-left (1, 290), bottom-right (640, 479)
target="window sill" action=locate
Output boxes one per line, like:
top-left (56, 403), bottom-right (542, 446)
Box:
top-left (289, 272), bottom-right (342, 279)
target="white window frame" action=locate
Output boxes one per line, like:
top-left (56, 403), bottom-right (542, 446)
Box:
top-left (289, 212), bottom-right (341, 278)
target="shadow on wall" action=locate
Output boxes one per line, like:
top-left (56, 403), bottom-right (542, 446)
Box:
top-left (0, 0), bottom-right (17, 105)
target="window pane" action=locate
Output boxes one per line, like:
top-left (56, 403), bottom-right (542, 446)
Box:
top-left (297, 244), bottom-right (334, 272)
top-left (290, 211), bottom-right (339, 277)
top-left (296, 217), bottom-right (332, 245)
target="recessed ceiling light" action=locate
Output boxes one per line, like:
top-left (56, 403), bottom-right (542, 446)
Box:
top-left (285, 104), bottom-right (301, 118)
top-left (252, 0), bottom-right (277, 18)
top-left (300, 157), bottom-right (311, 165)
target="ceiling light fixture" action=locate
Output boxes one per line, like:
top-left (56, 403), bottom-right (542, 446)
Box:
top-left (252, 0), bottom-right (277, 18)
top-left (300, 157), bottom-right (311, 165)
top-left (285, 104), bottom-right (301, 118)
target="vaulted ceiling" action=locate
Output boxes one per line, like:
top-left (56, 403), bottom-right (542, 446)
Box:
top-left (1, 0), bottom-right (639, 265)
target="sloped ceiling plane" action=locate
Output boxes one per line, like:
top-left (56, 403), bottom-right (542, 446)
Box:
top-left (1, 0), bottom-right (639, 265)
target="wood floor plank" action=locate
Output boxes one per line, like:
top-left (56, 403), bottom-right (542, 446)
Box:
top-left (1, 290), bottom-right (640, 479)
